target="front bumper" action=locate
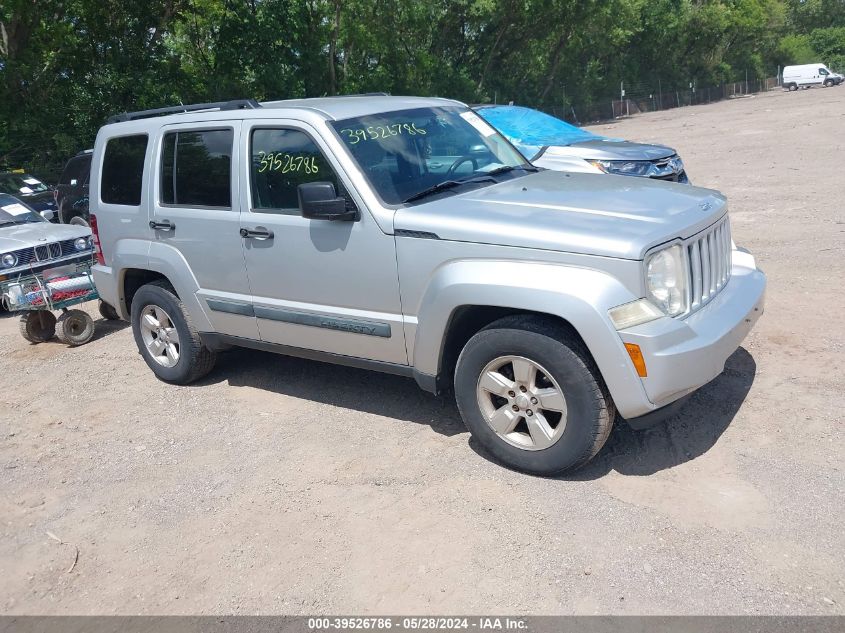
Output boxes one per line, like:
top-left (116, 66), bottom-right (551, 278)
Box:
top-left (618, 249), bottom-right (766, 414)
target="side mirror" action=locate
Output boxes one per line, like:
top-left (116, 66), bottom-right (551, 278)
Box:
top-left (40, 209), bottom-right (55, 222)
top-left (297, 182), bottom-right (357, 221)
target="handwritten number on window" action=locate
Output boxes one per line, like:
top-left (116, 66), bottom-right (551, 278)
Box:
top-left (257, 152), bottom-right (320, 174)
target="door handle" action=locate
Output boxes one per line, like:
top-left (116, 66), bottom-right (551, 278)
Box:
top-left (240, 227), bottom-right (274, 240)
top-left (149, 219), bottom-right (175, 231)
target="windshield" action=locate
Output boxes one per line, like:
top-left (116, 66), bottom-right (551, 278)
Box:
top-left (0, 194), bottom-right (44, 226)
top-left (331, 106), bottom-right (530, 205)
top-left (475, 106), bottom-right (600, 159)
top-left (0, 173), bottom-right (49, 195)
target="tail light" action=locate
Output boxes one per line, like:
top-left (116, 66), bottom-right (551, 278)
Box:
top-left (90, 214), bottom-right (105, 265)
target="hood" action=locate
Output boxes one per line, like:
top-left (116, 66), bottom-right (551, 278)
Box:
top-left (0, 222), bottom-right (91, 254)
top-left (394, 170), bottom-right (725, 260)
top-left (555, 138), bottom-right (677, 161)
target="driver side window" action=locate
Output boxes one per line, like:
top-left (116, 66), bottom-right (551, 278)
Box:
top-left (250, 128), bottom-right (339, 214)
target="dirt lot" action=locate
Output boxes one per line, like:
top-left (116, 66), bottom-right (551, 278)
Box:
top-left (1, 87), bottom-right (843, 615)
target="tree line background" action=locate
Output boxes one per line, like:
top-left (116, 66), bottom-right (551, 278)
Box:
top-left (2, 0), bottom-right (844, 178)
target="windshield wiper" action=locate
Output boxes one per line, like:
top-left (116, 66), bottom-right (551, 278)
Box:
top-left (484, 165), bottom-right (538, 177)
top-left (402, 175), bottom-right (497, 204)
top-left (402, 165), bottom-right (538, 205)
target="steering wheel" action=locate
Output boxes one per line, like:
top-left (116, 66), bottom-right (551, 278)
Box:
top-left (446, 155), bottom-right (478, 178)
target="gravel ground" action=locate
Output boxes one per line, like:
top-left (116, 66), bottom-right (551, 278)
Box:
top-left (1, 87), bottom-right (843, 615)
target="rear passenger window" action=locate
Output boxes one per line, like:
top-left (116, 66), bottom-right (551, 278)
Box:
top-left (101, 136), bottom-right (148, 205)
top-left (61, 156), bottom-right (91, 186)
top-left (250, 129), bottom-right (339, 213)
top-left (160, 129), bottom-right (233, 208)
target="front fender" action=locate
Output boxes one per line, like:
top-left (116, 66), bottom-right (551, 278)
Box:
top-left (411, 260), bottom-right (650, 417)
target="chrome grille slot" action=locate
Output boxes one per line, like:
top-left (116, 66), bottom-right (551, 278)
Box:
top-left (34, 245), bottom-right (49, 261)
top-left (49, 242), bottom-right (62, 258)
top-left (687, 217), bottom-right (731, 312)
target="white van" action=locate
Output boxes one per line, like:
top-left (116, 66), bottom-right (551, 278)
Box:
top-left (783, 64), bottom-right (843, 90)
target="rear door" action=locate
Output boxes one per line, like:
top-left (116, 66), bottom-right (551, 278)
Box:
top-left (150, 121), bottom-right (258, 339)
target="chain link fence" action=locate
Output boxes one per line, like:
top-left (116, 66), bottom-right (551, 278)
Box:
top-left (543, 76), bottom-right (781, 124)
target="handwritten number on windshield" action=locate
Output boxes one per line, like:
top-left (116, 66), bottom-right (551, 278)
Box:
top-left (340, 123), bottom-right (426, 145)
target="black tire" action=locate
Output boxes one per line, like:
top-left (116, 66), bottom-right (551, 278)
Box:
top-left (56, 309), bottom-right (95, 346)
top-left (824, 79), bottom-right (834, 88)
top-left (19, 311), bottom-right (57, 343)
top-left (130, 280), bottom-right (216, 384)
top-left (788, 83), bottom-right (798, 92)
top-left (454, 315), bottom-right (614, 475)
top-left (98, 301), bottom-right (120, 321)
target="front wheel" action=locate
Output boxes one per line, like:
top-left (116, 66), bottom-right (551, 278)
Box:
top-left (130, 280), bottom-right (216, 384)
top-left (19, 311), bottom-right (57, 343)
top-left (454, 316), bottom-right (614, 475)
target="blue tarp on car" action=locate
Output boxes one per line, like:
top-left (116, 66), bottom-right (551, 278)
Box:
top-left (476, 105), bottom-right (603, 159)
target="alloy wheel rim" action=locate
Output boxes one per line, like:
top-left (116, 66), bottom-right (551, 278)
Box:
top-left (139, 305), bottom-right (181, 368)
top-left (476, 355), bottom-right (568, 451)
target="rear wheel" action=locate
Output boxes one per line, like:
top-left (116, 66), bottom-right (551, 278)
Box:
top-left (454, 315), bottom-right (614, 475)
top-left (98, 301), bottom-right (120, 321)
top-left (19, 311), bottom-right (56, 343)
top-left (131, 280), bottom-right (216, 384)
top-left (787, 83), bottom-right (798, 92)
top-left (56, 309), bottom-right (95, 346)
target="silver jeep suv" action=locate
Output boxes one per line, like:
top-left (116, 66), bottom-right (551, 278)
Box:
top-left (90, 96), bottom-right (766, 474)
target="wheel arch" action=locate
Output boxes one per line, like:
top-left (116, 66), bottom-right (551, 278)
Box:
top-left (409, 260), bottom-right (650, 416)
top-left (116, 241), bottom-right (213, 330)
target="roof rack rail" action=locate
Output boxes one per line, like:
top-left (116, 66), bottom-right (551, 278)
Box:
top-left (334, 92), bottom-right (390, 97)
top-left (106, 99), bottom-right (262, 124)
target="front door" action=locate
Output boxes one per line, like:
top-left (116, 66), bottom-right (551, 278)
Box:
top-left (151, 121), bottom-right (259, 339)
top-left (238, 120), bottom-right (407, 365)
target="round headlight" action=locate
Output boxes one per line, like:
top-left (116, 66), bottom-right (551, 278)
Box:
top-left (74, 237), bottom-right (91, 251)
top-left (1, 253), bottom-right (17, 268)
top-left (646, 245), bottom-right (688, 316)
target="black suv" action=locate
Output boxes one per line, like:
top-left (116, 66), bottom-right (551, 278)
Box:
top-left (55, 150), bottom-right (92, 226)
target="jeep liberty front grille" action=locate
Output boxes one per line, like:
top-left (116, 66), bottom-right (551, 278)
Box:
top-left (687, 216), bottom-right (731, 312)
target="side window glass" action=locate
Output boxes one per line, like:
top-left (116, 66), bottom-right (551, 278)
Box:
top-left (819, 68), bottom-right (828, 75)
top-left (250, 128), bottom-right (339, 213)
top-left (161, 129), bottom-right (233, 208)
top-left (60, 159), bottom-right (81, 185)
top-left (101, 135), bottom-right (148, 206)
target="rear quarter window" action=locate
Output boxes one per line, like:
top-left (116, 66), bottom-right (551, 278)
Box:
top-left (60, 156), bottom-right (91, 186)
top-left (101, 136), bottom-right (148, 206)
